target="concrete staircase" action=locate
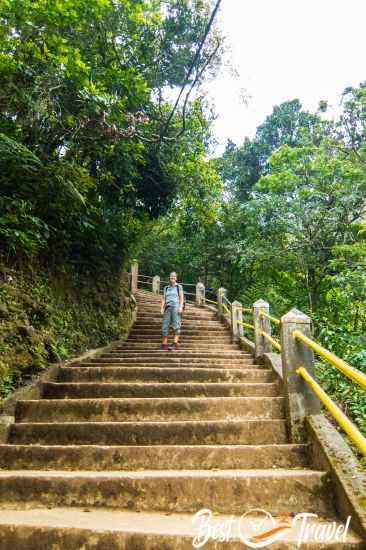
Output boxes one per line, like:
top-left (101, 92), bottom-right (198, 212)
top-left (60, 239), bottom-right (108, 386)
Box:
top-left (0, 289), bottom-right (362, 548)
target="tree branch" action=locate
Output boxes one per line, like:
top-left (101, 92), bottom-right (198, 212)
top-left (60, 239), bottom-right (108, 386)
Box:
top-left (158, 0), bottom-right (222, 143)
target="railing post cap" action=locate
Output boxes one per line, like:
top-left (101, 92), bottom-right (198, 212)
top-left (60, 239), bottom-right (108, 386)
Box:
top-left (218, 287), bottom-right (227, 292)
top-left (281, 307), bottom-right (311, 324)
top-left (253, 298), bottom-right (269, 308)
top-left (232, 300), bottom-right (242, 307)
top-left (196, 281), bottom-right (205, 288)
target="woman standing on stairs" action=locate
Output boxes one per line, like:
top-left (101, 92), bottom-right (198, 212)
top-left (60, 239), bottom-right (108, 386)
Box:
top-left (161, 272), bottom-right (184, 350)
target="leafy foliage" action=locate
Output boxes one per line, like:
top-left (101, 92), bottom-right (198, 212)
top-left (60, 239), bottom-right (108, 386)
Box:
top-left (0, 0), bottom-right (223, 392)
top-left (141, 92), bottom-right (366, 439)
top-left (0, 0), bottom-right (222, 269)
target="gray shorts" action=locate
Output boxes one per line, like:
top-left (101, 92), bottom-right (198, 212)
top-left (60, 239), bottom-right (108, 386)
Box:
top-left (162, 306), bottom-right (182, 337)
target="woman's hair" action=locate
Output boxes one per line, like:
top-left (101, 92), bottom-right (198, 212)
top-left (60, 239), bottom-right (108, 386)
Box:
top-left (170, 271), bottom-right (177, 277)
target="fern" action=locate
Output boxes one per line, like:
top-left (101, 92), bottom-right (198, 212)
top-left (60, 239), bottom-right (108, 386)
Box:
top-left (0, 133), bottom-right (42, 181)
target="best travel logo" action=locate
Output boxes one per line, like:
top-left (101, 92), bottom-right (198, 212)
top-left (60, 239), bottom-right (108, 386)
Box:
top-left (191, 508), bottom-right (352, 548)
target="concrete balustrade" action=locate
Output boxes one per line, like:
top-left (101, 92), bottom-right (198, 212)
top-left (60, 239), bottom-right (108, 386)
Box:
top-left (253, 299), bottom-right (271, 362)
top-left (231, 300), bottom-right (244, 342)
top-left (217, 287), bottom-right (227, 320)
top-left (280, 308), bottom-right (321, 441)
top-left (130, 259), bottom-right (139, 293)
top-left (152, 276), bottom-right (160, 295)
top-left (195, 281), bottom-right (205, 306)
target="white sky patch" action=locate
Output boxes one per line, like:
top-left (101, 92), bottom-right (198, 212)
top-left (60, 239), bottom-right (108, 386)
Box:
top-left (207, 0), bottom-right (366, 153)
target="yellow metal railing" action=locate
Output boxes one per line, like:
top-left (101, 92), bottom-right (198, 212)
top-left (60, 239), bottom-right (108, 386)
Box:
top-left (238, 320), bottom-right (255, 331)
top-left (243, 307), bottom-right (252, 313)
top-left (222, 302), bottom-right (230, 314)
top-left (293, 330), bottom-right (366, 392)
top-left (260, 330), bottom-right (282, 352)
top-left (205, 298), bottom-right (218, 305)
top-left (297, 367), bottom-right (366, 457)
top-left (259, 310), bottom-right (280, 325)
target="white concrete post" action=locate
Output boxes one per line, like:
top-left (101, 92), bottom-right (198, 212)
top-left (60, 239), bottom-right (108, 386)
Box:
top-left (280, 308), bottom-right (321, 441)
top-left (231, 300), bottom-right (244, 341)
top-left (196, 281), bottom-right (205, 306)
top-left (253, 299), bottom-right (271, 362)
top-left (131, 259), bottom-right (138, 294)
top-left (217, 287), bottom-right (227, 319)
top-left (152, 275), bottom-right (160, 294)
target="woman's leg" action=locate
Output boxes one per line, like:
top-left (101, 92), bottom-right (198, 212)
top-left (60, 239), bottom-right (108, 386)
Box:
top-left (171, 307), bottom-right (182, 346)
top-left (161, 308), bottom-right (171, 347)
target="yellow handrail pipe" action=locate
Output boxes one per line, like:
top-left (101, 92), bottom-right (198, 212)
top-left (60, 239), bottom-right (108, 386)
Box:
top-left (293, 330), bottom-right (366, 392)
top-left (259, 310), bottom-right (280, 325)
top-left (297, 367), bottom-right (366, 457)
top-left (237, 321), bottom-right (255, 331)
top-left (259, 330), bottom-right (282, 352)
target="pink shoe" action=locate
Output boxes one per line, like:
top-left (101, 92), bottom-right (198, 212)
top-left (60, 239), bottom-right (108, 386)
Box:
top-left (161, 343), bottom-right (168, 350)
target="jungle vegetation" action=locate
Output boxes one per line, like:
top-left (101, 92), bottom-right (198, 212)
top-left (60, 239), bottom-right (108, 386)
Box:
top-left (0, 0), bottom-right (365, 444)
top-left (0, 0), bottom-right (223, 393)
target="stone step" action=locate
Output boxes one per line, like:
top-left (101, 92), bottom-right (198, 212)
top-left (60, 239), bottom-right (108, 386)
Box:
top-left (137, 322), bottom-right (220, 328)
top-left (85, 359), bottom-right (256, 368)
top-left (79, 362), bottom-right (258, 370)
top-left (137, 305), bottom-right (214, 312)
top-left (93, 349), bottom-right (254, 363)
top-left (136, 313), bottom-right (220, 319)
top-left (126, 340), bottom-right (234, 344)
top-left (58, 366), bottom-right (274, 383)
top-left (97, 351), bottom-right (252, 359)
top-left (42, 381), bottom-right (279, 399)
top-left (15, 396), bottom-right (284, 423)
top-left (85, 360), bottom-right (254, 368)
top-left (138, 316), bottom-right (217, 323)
top-left (103, 354), bottom-right (252, 360)
top-left (131, 330), bottom-right (231, 338)
top-left (9, 420), bottom-right (287, 445)
top-left (136, 299), bottom-right (210, 306)
top-left (117, 350), bottom-right (246, 356)
top-left (117, 344), bottom-right (240, 350)
top-left (134, 320), bottom-right (223, 327)
top-left (99, 358), bottom-right (253, 366)
top-left (117, 347), bottom-right (243, 353)
top-left (86, 355), bottom-right (255, 363)
top-left (137, 303), bottom-right (213, 308)
top-left (131, 328), bottom-right (226, 334)
top-left (0, 470), bottom-right (333, 515)
top-left (135, 330), bottom-right (226, 336)
top-left (126, 340), bottom-right (235, 345)
top-left (0, 508), bottom-right (361, 549)
top-left (134, 329), bottom-right (227, 335)
top-left (126, 335), bottom-right (233, 342)
top-left (0, 443), bottom-right (308, 470)
top-left (137, 312), bottom-right (216, 319)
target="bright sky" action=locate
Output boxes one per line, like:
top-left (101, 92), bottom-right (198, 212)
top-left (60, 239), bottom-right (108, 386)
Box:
top-left (208, 0), bottom-right (366, 153)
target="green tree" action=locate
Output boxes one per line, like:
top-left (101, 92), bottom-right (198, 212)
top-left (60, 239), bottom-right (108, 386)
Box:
top-left (0, 0), bottom-right (223, 268)
top-left (217, 99), bottom-right (321, 201)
